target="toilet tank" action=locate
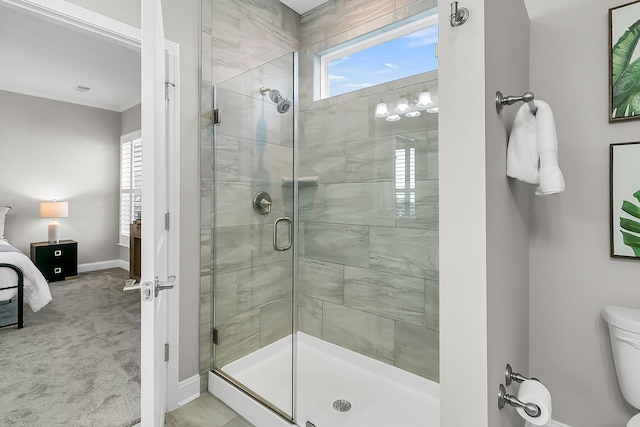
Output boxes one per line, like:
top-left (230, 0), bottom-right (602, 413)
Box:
top-left (603, 305), bottom-right (640, 409)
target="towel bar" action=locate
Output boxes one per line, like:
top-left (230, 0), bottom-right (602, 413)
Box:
top-left (496, 91), bottom-right (538, 115)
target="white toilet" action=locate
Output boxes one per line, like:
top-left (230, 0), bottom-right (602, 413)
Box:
top-left (602, 305), bottom-right (640, 427)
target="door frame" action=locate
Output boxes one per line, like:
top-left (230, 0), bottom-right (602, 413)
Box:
top-left (1, 0), bottom-right (182, 412)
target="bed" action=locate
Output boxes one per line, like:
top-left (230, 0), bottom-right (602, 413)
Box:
top-left (0, 262), bottom-right (24, 328)
top-left (0, 207), bottom-right (52, 329)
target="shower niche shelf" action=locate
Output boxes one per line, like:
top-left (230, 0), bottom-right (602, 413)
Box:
top-left (281, 176), bottom-right (319, 187)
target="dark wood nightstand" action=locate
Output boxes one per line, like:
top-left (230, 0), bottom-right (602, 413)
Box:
top-left (30, 240), bottom-right (78, 282)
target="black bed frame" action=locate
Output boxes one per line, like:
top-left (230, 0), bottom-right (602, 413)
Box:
top-left (0, 263), bottom-right (24, 329)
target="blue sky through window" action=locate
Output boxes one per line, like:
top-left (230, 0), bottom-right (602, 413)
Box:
top-left (328, 24), bottom-right (438, 97)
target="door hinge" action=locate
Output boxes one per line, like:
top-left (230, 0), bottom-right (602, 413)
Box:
top-left (164, 343), bottom-right (170, 362)
top-left (212, 328), bottom-right (219, 345)
top-left (213, 108), bottom-right (220, 125)
top-left (165, 212), bottom-right (170, 230)
top-left (165, 80), bottom-right (175, 100)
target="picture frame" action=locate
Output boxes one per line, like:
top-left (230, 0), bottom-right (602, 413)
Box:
top-left (609, 0), bottom-right (640, 122)
top-left (610, 142), bottom-right (640, 258)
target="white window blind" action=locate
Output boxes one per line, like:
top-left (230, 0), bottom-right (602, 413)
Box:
top-left (119, 130), bottom-right (142, 247)
top-left (395, 147), bottom-right (416, 217)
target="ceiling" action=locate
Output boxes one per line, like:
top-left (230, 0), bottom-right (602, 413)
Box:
top-left (0, 3), bottom-right (140, 112)
top-left (278, 0), bottom-right (329, 15)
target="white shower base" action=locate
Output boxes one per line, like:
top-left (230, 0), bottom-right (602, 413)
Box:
top-left (209, 332), bottom-right (440, 427)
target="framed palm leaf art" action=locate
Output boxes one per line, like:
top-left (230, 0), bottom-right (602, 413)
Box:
top-left (610, 142), bottom-right (640, 258)
top-left (610, 1), bottom-right (640, 121)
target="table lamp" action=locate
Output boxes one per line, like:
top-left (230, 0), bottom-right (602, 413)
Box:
top-left (40, 201), bottom-right (69, 243)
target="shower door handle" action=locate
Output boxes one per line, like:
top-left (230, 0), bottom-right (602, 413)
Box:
top-left (273, 217), bottom-right (292, 251)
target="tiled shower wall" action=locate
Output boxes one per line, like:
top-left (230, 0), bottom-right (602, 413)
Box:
top-left (296, 0), bottom-right (439, 381)
top-left (199, 0), bottom-right (300, 392)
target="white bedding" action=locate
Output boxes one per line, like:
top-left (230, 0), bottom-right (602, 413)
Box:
top-left (0, 240), bottom-right (52, 312)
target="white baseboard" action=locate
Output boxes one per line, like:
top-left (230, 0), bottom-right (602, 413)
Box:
top-left (551, 420), bottom-right (571, 427)
top-left (78, 259), bottom-right (128, 273)
top-left (177, 374), bottom-right (201, 407)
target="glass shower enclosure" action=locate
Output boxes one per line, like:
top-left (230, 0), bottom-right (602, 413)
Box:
top-left (211, 52), bottom-right (297, 421)
top-left (207, 50), bottom-right (440, 427)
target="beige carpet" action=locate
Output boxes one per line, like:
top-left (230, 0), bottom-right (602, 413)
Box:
top-left (0, 268), bottom-right (141, 427)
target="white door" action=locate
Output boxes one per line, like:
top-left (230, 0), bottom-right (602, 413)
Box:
top-left (140, 0), bottom-right (172, 425)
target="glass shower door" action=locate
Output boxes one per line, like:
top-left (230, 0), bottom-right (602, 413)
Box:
top-left (211, 53), bottom-right (296, 421)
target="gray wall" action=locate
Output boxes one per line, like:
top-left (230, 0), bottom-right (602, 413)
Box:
top-left (121, 103), bottom-right (141, 135)
top-left (65, 0), bottom-right (202, 382)
top-left (529, 2), bottom-right (640, 425)
top-left (297, 0), bottom-right (440, 381)
top-left (485, 0), bottom-right (531, 425)
top-left (438, 0), bottom-right (490, 423)
top-left (439, 0), bottom-right (531, 425)
top-left (0, 90), bottom-right (121, 264)
top-left (164, 0), bottom-right (202, 383)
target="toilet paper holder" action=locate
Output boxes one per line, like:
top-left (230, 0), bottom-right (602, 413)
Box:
top-left (498, 364), bottom-right (542, 418)
top-left (505, 363), bottom-right (540, 386)
top-left (498, 384), bottom-right (541, 418)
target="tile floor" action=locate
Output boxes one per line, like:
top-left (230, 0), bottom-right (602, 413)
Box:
top-left (164, 393), bottom-right (254, 427)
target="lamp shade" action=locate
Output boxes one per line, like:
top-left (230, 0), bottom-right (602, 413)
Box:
top-left (375, 102), bottom-right (389, 117)
top-left (40, 201), bottom-right (69, 218)
top-left (416, 91), bottom-right (433, 108)
top-left (395, 97), bottom-right (410, 113)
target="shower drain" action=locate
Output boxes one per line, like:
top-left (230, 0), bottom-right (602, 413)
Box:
top-left (333, 399), bottom-right (352, 412)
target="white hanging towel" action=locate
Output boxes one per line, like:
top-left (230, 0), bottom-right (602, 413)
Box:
top-left (506, 100), bottom-right (565, 195)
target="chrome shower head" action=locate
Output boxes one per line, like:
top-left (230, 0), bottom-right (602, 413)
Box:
top-left (260, 87), bottom-right (292, 114)
top-left (275, 97), bottom-right (292, 114)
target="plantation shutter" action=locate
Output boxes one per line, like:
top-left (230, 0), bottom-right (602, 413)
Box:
top-left (119, 131), bottom-right (143, 247)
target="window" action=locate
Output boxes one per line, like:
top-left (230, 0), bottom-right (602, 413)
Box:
top-left (318, 13), bottom-right (438, 99)
top-left (119, 130), bottom-right (142, 247)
